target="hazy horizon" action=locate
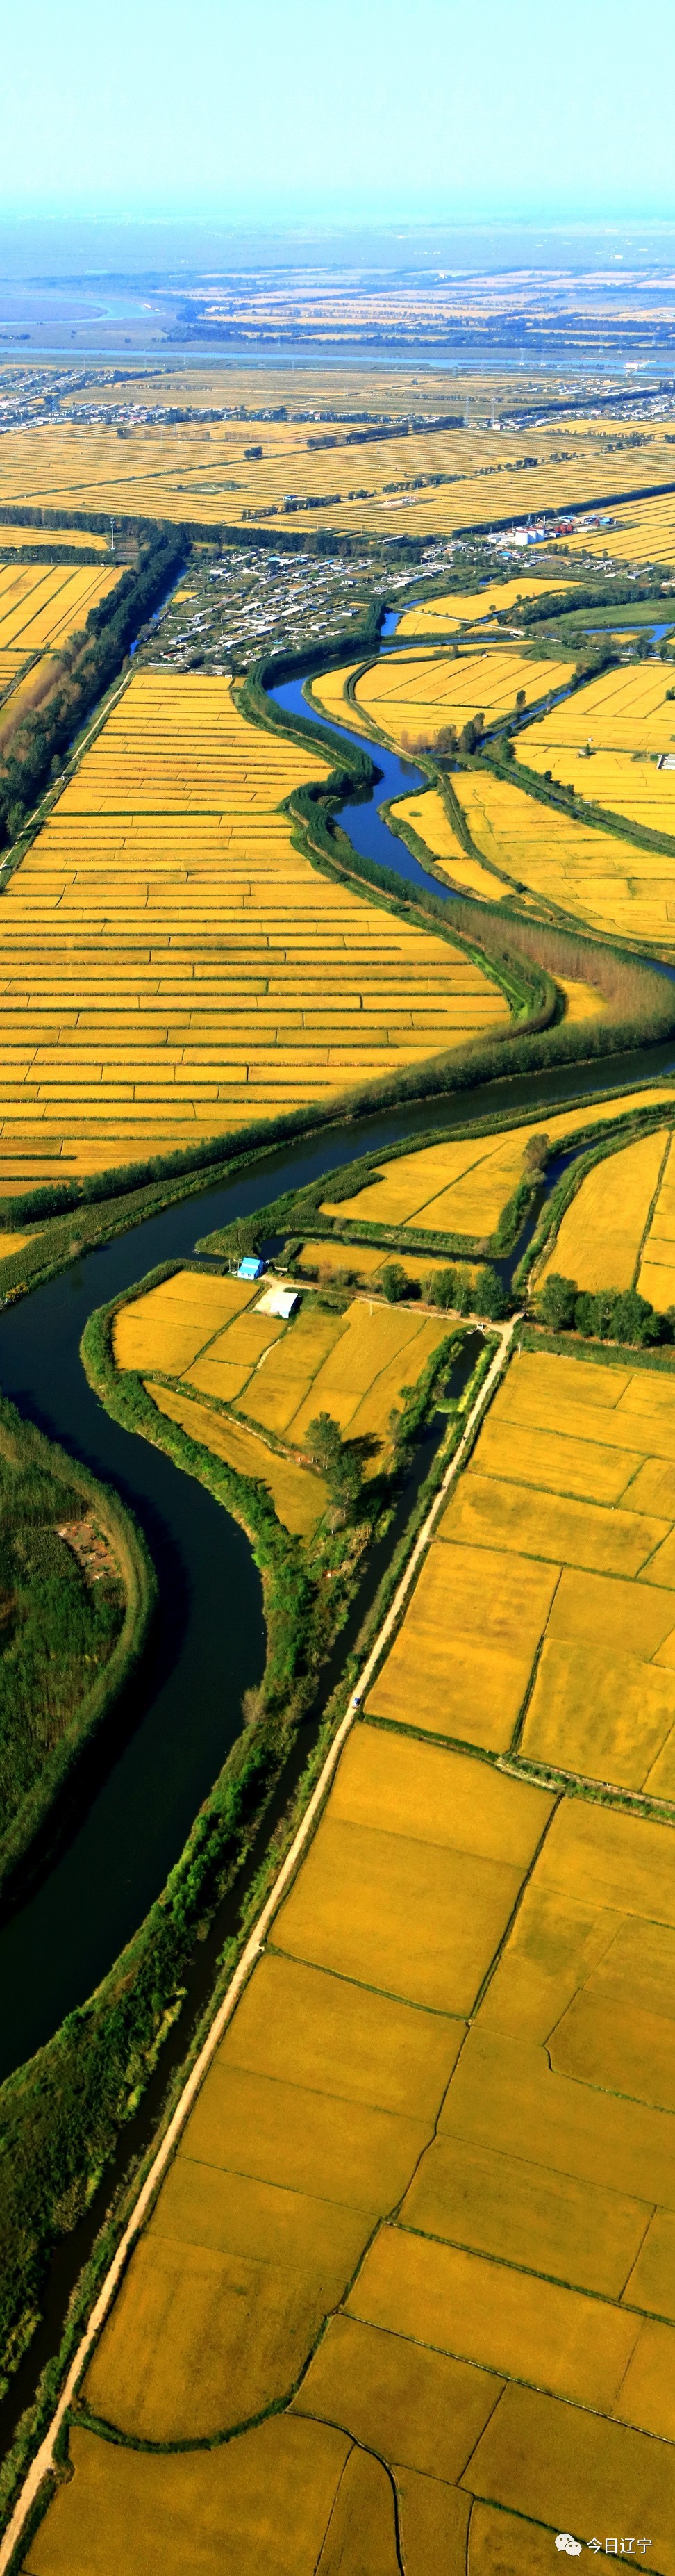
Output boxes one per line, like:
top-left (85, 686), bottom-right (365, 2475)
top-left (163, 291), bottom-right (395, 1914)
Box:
top-left (3, 1), bottom-right (675, 236)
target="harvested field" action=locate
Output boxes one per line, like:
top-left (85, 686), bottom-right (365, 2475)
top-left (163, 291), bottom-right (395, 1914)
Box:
top-left (537, 1124), bottom-right (669, 1291)
top-left (0, 671), bottom-right (509, 1193)
top-left (322, 1088), bottom-right (675, 1240)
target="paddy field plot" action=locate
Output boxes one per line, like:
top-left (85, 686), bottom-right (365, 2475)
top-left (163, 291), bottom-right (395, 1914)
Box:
top-left (322, 1086), bottom-right (675, 1242)
top-left (537, 1124), bottom-right (669, 1293)
top-left (0, 671), bottom-right (509, 1194)
top-left (9, 405), bottom-right (675, 545)
top-left (452, 764), bottom-right (675, 943)
top-left (306, 662), bottom-right (369, 734)
top-left (144, 1381), bottom-right (328, 1539)
top-left (114, 1265), bottom-right (453, 1481)
top-left (516, 735), bottom-right (675, 880)
top-left (518, 656), bottom-right (675, 760)
top-left (292, 1236), bottom-right (469, 1293)
top-left (390, 784), bottom-right (510, 901)
top-left (554, 486), bottom-right (675, 568)
top-left (31, 1696), bottom-right (675, 2568)
top-left (395, 577), bottom-right (569, 635)
top-left (0, 559), bottom-right (122, 654)
top-left (0, 523), bottom-right (109, 552)
top-left (639, 1131), bottom-right (675, 1309)
top-left (368, 1342), bottom-right (675, 1794)
top-left (353, 644), bottom-right (576, 748)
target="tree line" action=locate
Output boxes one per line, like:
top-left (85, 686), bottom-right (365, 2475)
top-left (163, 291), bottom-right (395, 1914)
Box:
top-left (0, 525), bottom-right (186, 846)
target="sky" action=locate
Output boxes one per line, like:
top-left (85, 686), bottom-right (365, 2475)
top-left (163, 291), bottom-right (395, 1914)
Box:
top-left (2, 0), bottom-right (675, 236)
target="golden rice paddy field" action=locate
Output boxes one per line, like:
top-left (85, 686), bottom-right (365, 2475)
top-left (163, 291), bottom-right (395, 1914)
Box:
top-left (639, 1132), bottom-right (675, 1312)
top-left (0, 523), bottom-right (110, 552)
top-left (520, 658), bottom-right (675, 760)
top-left (538, 1126), bottom-right (669, 1296)
top-left (29, 1345), bottom-right (675, 2570)
top-left (548, 1119), bottom-right (675, 1317)
top-left (519, 736), bottom-right (675, 852)
top-left (293, 1238), bottom-right (469, 1289)
top-left (395, 575), bottom-right (569, 634)
top-left (305, 662), bottom-right (367, 734)
top-left (391, 785), bottom-right (508, 899)
top-left (322, 1087), bottom-right (675, 1242)
top-left (353, 644), bottom-right (576, 746)
top-left (6, 406), bottom-right (675, 543)
top-left (452, 764), bottom-right (675, 943)
top-left (555, 487), bottom-right (675, 567)
top-left (113, 1265), bottom-right (453, 1511)
top-left (0, 671), bottom-right (509, 1192)
top-left (0, 559), bottom-right (122, 655)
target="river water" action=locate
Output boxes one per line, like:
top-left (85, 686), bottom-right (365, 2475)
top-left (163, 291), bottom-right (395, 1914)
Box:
top-left (1, 659), bottom-right (674, 2084)
top-left (2, 632), bottom-right (675, 2462)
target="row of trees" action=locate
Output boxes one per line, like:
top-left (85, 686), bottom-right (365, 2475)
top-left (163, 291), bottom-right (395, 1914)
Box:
top-left (0, 523), bottom-right (186, 846)
top-left (538, 1271), bottom-right (669, 1347)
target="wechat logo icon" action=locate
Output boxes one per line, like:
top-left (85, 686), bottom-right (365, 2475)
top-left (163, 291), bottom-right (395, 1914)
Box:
top-left (556, 2543), bottom-right (582, 2559)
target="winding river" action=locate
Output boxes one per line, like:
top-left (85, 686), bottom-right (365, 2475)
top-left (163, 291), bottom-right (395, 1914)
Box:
top-left (2, 641), bottom-right (675, 2458)
top-left (1, 661), bottom-right (675, 2084)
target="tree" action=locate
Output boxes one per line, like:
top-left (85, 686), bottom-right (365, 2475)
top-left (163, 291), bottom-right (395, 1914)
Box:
top-left (226, 1217), bottom-right (261, 1263)
top-left (306, 1413), bottom-right (362, 1516)
top-left (476, 1265), bottom-right (508, 1320)
top-left (426, 1265), bottom-right (457, 1309)
top-left (538, 1273), bottom-right (577, 1330)
top-left (453, 1268), bottom-right (474, 1316)
top-left (611, 1288), bottom-right (661, 1347)
top-left (380, 1263), bottom-right (408, 1304)
top-left (523, 1131), bottom-right (550, 1173)
top-left (515, 688), bottom-right (526, 711)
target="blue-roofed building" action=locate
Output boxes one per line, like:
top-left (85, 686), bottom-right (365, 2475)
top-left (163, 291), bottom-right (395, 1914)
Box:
top-left (238, 1255), bottom-right (265, 1280)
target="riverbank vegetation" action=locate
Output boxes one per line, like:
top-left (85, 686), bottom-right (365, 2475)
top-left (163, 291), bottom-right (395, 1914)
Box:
top-left (25, 1331), bottom-right (675, 2574)
top-left (0, 524), bottom-right (185, 856)
top-left (0, 1396), bottom-right (155, 1914)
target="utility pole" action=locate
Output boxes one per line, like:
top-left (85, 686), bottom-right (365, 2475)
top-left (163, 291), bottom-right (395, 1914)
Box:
top-left (110, 516), bottom-right (115, 553)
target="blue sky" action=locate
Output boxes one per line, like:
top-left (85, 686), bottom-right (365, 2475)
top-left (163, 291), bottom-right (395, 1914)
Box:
top-left (3, 0), bottom-right (674, 231)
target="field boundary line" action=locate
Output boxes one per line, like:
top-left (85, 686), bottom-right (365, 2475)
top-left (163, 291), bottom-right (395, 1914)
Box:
top-left (0, 1308), bottom-right (517, 2570)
